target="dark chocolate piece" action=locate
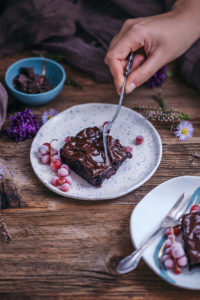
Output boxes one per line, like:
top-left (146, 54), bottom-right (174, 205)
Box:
top-left (181, 211), bottom-right (200, 269)
top-left (60, 126), bottom-right (132, 187)
top-left (13, 67), bottom-right (51, 94)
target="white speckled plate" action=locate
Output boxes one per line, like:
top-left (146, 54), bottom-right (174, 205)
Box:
top-left (130, 176), bottom-right (200, 289)
top-left (30, 103), bottom-right (162, 200)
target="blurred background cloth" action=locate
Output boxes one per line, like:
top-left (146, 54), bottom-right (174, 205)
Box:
top-left (0, 82), bottom-right (8, 130)
top-left (0, 0), bottom-right (199, 88)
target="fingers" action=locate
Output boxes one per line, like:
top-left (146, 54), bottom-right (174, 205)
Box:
top-left (108, 59), bottom-right (125, 94)
top-left (106, 51), bottom-right (145, 94)
top-left (131, 53), bottom-right (145, 70)
top-left (105, 41), bottom-right (144, 94)
top-left (125, 51), bottom-right (163, 93)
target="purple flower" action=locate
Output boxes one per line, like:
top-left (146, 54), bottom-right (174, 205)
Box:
top-left (145, 66), bottom-right (167, 88)
top-left (7, 108), bottom-right (40, 142)
top-left (174, 121), bottom-right (194, 141)
top-left (42, 108), bottom-right (58, 124)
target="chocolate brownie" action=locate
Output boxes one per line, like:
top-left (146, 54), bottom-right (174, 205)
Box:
top-left (13, 67), bottom-right (51, 94)
top-left (60, 126), bottom-right (132, 187)
top-left (181, 211), bottom-right (200, 269)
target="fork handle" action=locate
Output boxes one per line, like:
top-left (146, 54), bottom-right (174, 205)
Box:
top-left (124, 52), bottom-right (135, 77)
top-left (116, 226), bottom-right (163, 274)
top-left (110, 52), bottom-right (135, 124)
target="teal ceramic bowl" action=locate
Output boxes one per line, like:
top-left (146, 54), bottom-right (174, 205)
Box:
top-left (5, 57), bottom-right (66, 106)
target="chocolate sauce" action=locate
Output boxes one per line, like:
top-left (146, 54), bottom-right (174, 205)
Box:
top-left (62, 127), bottom-right (131, 176)
top-left (60, 126), bottom-right (132, 186)
top-left (181, 212), bottom-right (200, 267)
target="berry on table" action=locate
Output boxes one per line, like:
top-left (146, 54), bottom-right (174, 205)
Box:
top-left (165, 239), bottom-right (172, 248)
top-left (51, 176), bottom-right (59, 186)
top-left (65, 176), bottom-right (72, 185)
top-left (40, 154), bottom-right (50, 164)
top-left (38, 145), bottom-right (49, 156)
top-left (65, 136), bottom-right (71, 143)
top-left (171, 241), bottom-right (185, 258)
top-left (163, 254), bottom-right (171, 262)
top-left (190, 205), bottom-right (200, 212)
top-left (177, 255), bottom-right (188, 267)
top-left (57, 168), bottom-right (69, 177)
top-left (135, 135), bottom-right (144, 145)
top-left (125, 146), bottom-right (133, 153)
top-left (52, 149), bottom-right (58, 155)
top-left (173, 227), bottom-right (180, 235)
top-left (52, 155), bottom-right (60, 161)
top-left (173, 267), bottom-right (181, 274)
top-left (165, 228), bottom-right (172, 236)
top-left (43, 142), bottom-right (51, 149)
top-left (166, 247), bottom-right (172, 255)
top-left (164, 258), bottom-right (174, 269)
top-left (60, 183), bottom-right (70, 192)
top-left (61, 164), bottom-right (70, 171)
top-left (57, 177), bottom-right (66, 185)
top-left (51, 160), bottom-right (61, 170)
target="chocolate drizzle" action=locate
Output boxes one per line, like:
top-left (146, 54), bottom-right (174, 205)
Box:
top-left (60, 126), bottom-right (132, 187)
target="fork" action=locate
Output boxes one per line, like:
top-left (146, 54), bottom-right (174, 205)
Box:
top-left (116, 192), bottom-right (189, 274)
top-left (103, 52), bottom-right (135, 165)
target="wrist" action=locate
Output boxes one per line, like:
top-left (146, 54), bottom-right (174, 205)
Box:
top-left (171, 0), bottom-right (200, 39)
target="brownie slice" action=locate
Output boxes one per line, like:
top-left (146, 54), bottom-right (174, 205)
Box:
top-left (13, 67), bottom-right (51, 94)
top-left (181, 211), bottom-right (200, 269)
top-left (60, 126), bottom-right (132, 187)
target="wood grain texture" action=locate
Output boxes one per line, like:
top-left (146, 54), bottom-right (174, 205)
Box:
top-left (0, 51), bottom-right (199, 299)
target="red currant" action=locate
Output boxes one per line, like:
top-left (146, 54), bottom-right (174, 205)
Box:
top-left (174, 227), bottom-right (180, 235)
top-left (190, 205), bottom-right (200, 212)
top-left (65, 136), bottom-right (71, 143)
top-left (57, 177), bottom-right (66, 185)
top-left (135, 135), bottom-right (144, 145)
top-left (60, 183), bottom-right (70, 192)
top-left (173, 267), bottom-right (181, 274)
top-left (125, 146), bottom-right (133, 153)
top-left (43, 142), bottom-right (51, 149)
top-left (51, 160), bottom-right (61, 170)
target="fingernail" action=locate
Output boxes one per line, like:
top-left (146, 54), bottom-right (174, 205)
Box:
top-left (126, 82), bottom-right (136, 94)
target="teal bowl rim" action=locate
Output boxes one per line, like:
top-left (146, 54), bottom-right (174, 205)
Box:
top-left (5, 57), bottom-right (66, 97)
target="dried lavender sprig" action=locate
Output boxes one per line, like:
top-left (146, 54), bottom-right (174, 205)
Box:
top-left (133, 106), bottom-right (189, 124)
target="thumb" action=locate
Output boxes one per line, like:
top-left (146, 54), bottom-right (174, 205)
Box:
top-left (125, 50), bottom-right (163, 93)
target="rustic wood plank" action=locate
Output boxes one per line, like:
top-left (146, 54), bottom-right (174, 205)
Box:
top-left (0, 50), bottom-right (199, 299)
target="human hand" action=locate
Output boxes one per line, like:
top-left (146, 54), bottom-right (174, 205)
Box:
top-left (105, 3), bottom-right (200, 94)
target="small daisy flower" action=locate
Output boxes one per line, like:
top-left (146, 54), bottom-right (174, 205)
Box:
top-left (174, 121), bottom-right (194, 141)
top-left (42, 109), bottom-right (58, 124)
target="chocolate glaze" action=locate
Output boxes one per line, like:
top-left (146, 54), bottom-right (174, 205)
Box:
top-left (60, 126), bottom-right (132, 187)
top-left (181, 211), bottom-right (200, 268)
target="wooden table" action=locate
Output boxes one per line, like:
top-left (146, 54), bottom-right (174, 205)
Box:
top-left (0, 51), bottom-right (200, 299)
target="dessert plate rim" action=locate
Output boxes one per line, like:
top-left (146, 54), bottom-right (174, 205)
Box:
top-left (30, 103), bottom-right (162, 200)
top-left (130, 175), bottom-right (200, 289)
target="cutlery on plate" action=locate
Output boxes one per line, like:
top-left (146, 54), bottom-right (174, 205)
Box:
top-left (116, 192), bottom-right (188, 274)
top-left (103, 52), bottom-right (135, 165)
